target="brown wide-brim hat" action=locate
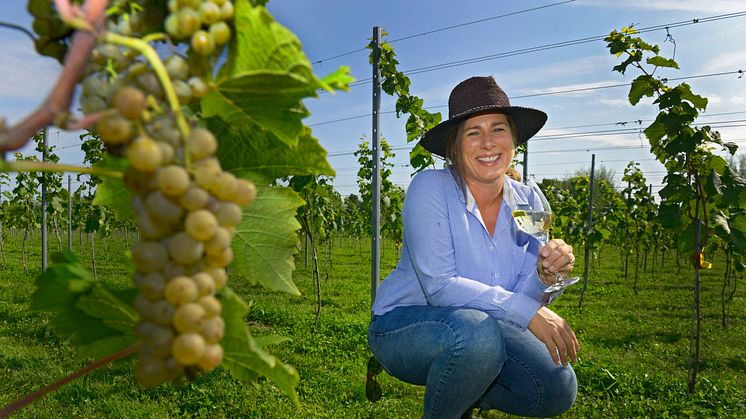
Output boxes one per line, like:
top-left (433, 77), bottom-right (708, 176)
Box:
top-left (420, 76), bottom-right (548, 158)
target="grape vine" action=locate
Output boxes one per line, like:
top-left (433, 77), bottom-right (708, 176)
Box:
top-left (0, 0), bottom-right (352, 412)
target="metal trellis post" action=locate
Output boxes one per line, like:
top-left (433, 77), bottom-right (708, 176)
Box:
top-left (371, 26), bottom-right (382, 311)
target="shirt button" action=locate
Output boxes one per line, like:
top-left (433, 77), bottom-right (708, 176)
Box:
top-left (494, 273), bottom-right (499, 278)
top-left (489, 245), bottom-right (495, 251)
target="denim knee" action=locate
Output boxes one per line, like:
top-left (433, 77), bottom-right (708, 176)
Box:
top-left (449, 309), bottom-right (505, 369)
top-left (541, 364), bottom-right (578, 416)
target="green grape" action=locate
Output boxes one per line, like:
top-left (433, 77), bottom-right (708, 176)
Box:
top-left (167, 232), bottom-right (205, 265)
top-left (172, 333), bottom-right (206, 365)
top-left (210, 172), bottom-right (238, 201)
top-left (113, 86), bottom-right (147, 119)
top-left (164, 275), bottom-right (198, 305)
top-left (162, 260), bottom-right (188, 280)
top-left (215, 202), bottom-right (242, 227)
top-left (157, 142), bottom-right (175, 165)
top-left (187, 128), bottom-right (217, 160)
top-left (191, 30), bottom-right (215, 56)
top-left (136, 71), bottom-right (164, 99)
top-left (137, 211), bottom-right (171, 239)
top-left (188, 76), bottom-right (209, 98)
top-left (209, 22), bottom-right (231, 45)
top-left (164, 14), bottom-right (180, 38)
top-left (157, 165), bottom-right (191, 197)
top-left (145, 191), bottom-right (183, 224)
top-left (150, 300), bottom-right (176, 326)
top-left (221, 1), bottom-right (234, 20)
top-left (179, 184), bottom-right (210, 210)
top-left (185, 209), bottom-right (218, 241)
top-left (197, 295), bottom-right (221, 318)
top-left (175, 7), bottom-right (201, 39)
top-left (192, 272), bottom-right (216, 296)
top-left (128, 135), bottom-right (163, 172)
top-left (132, 241), bottom-right (169, 273)
top-left (173, 79), bottom-right (193, 104)
top-left (197, 344), bottom-right (223, 372)
top-left (177, 0), bottom-right (201, 9)
top-left (199, 1), bottom-right (222, 25)
top-left (134, 294), bottom-right (155, 319)
top-left (141, 324), bottom-right (174, 358)
top-left (209, 0), bottom-right (227, 6)
top-left (137, 272), bottom-right (166, 301)
top-left (173, 302), bottom-right (207, 333)
top-left (233, 178), bottom-right (257, 206)
top-left (205, 246), bottom-right (233, 268)
top-left (200, 316), bottom-right (224, 344)
top-left (205, 267), bottom-right (227, 289)
top-left (126, 61), bottom-right (150, 79)
top-left (80, 94), bottom-right (108, 114)
top-left (193, 158), bottom-right (222, 189)
top-left (204, 227), bottom-right (230, 255)
top-left (135, 321), bottom-right (163, 340)
top-left (164, 55), bottom-right (190, 80)
top-left (96, 114), bottom-right (133, 145)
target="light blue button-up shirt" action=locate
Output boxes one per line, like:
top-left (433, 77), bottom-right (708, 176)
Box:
top-left (372, 168), bottom-right (554, 330)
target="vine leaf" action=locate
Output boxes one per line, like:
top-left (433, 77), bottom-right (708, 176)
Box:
top-left (202, 2), bottom-right (351, 147)
top-left (208, 117), bottom-right (334, 185)
top-left (220, 288), bottom-right (300, 406)
top-left (647, 55), bottom-right (679, 69)
top-left (231, 186), bottom-right (304, 295)
top-left (628, 75), bottom-right (656, 105)
top-left (31, 251), bottom-right (137, 359)
top-left (91, 157), bottom-right (134, 223)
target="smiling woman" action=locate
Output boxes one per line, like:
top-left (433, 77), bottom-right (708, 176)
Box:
top-left (368, 76), bottom-right (579, 419)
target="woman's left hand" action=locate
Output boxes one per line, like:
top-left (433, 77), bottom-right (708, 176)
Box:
top-left (537, 239), bottom-right (575, 286)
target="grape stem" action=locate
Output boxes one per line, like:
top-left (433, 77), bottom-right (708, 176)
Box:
top-left (0, 344), bottom-right (138, 417)
top-left (0, 0), bottom-right (107, 153)
top-left (0, 160), bottom-right (124, 179)
top-left (103, 32), bottom-right (191, 148)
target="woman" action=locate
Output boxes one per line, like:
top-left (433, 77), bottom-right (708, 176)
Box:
top-left (368, 76), bottom-right (579, 418)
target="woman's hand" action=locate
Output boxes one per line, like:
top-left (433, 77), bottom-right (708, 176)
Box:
top-left (537, 239), bottom-right (575, 286)
top-left (528, 306), bottom-right (579, 365)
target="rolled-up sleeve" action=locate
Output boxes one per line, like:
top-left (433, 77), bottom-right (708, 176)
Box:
top-left (403, 172), bottom-right (542, 329)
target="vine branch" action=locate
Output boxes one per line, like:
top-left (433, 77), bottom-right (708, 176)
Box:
top-left (0, 0), bottom-right (107, 153)
top-left (0, 344), bottom-right (138, 417)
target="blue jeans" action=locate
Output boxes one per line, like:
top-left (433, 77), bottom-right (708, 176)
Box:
top-left (368, 306), bottom-right (577, 418)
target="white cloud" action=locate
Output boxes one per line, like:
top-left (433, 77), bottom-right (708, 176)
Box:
top-left (698, 50), bottom-right (746, 73)
top-left (574, 0), bottom-right (746, 13)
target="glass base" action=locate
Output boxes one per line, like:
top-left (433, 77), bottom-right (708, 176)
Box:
top-left (544, 275), bottom-right (580, 293)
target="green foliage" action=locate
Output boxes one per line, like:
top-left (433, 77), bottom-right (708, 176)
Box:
top-left (205, 2), bottom-right (352, 147)
top-left (355, 137), bottom-right (404, 248)
top-left (605, 26), bottom-right (746, 260)
top-left (369, 33), bottom-right (442, 172)
top-left (231, 185), bottom-right (305, 296)
top-left (220, 287), bottom-right (300, 407)
top-left (31, 251), bottom-right (137, 359)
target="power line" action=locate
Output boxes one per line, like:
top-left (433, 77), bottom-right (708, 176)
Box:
top-left (309, 0), bottom-right (576, 65)
top-left (342, 11), bottom-right (746, 88)
top-left (309, 70), bottom-right (745, 127)
top-left (325, 120), bottom-right (746, 157)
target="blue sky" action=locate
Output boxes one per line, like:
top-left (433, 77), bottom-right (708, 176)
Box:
top-left (1, 0), bottom-right (745, 196)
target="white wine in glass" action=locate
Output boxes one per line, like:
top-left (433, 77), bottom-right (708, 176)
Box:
top-left (506, 177), bottom-right (579, 293)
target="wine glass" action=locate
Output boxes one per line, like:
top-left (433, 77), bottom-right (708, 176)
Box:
top-left (506, 176), bottom-right (580, 293)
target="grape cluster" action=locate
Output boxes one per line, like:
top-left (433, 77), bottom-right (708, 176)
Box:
top-left (77, 1), bottom-right (252, 387)
top-left (165, 0), bottom-right (234, 56)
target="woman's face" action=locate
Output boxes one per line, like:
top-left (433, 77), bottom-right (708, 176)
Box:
top-left (459, 112), bottom-right (515, 188)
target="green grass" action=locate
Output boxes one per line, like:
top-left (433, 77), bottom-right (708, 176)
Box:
top-left (0, 231), bottom-right (744, 418)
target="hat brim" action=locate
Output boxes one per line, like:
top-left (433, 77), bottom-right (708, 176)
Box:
top-left (419, 106), bottom-right (547, 158)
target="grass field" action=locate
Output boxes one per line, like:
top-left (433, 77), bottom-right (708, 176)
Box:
top-left (1, 230), bottom-right (744, 418)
